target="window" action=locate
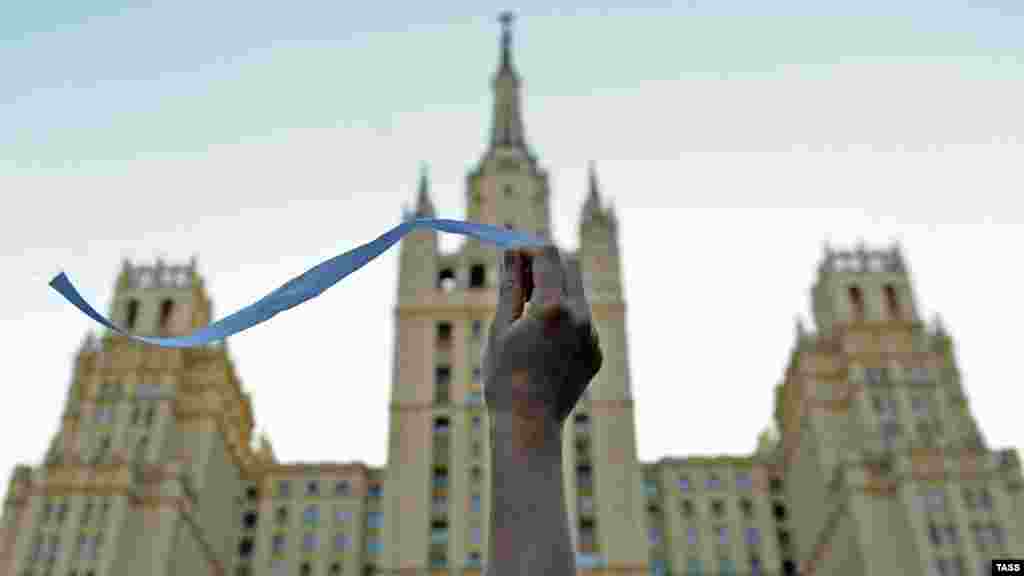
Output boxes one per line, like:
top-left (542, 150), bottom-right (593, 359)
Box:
top-left (682, 500), bottom-right (694, 517)
top-left (746, 527), bottom-right (761, 546)
top-left (334, 533), bottom-right (350, 552)
top-left (367, 538), bottom-right (382, 554)
top-left (302, 533), bottom-right (318, 553)
top-left (435, 365), bottom-right (451, 404)
top-left (472, 415), bottom-right (482, 431)
top-left (979, 487), bottom-right (993, 510)
top-left (471, 527), bottom-right (482, 545)
top-left (678, 475), bottom-right (691, 492)
top-left (770, 477), bottom-right (783, 493)
top-left (575, 413), bottom-right (590, 434)
top-left (751, 556), bottom-right (763, 576)
top-left (884, 284), bottom-right (900, 320)
top-left (686, 558), bottom-right (702, 575)
top-left (243, 511), bottom-right (258, 530)
top-left (717, 526), bottom-right (729, 545)
top-left (300, 562), bottom-right (312, 576)
top-left (469, 264), bottom-right (487, 289)
top-left (433, 417), bottom-right (450, 434)
top-left (736, 472), bottom-right (752, 490)
top-left (275, 506), bottom-right (288, 525)
top-left (335, 480), bottom-right (350, 497)
top-left (471, 319), bottom-right (482, 339)
top-left (330, 563), bottom-right (341, 576)
top-left (239, 538), bottom-right (254, 557)
top-left (773, 502), bottom-right (787, 521)
top-left (335, 509), bottom-right (352, 523)
top-left (924, 489), bottom-right (946, 513)
top-left (271, 534), bottom-right (285, 555)
top-left (471, 466), bottom-right (483, 483)
top-left (95, 407), bottom-right (113, 424)
top-left (687, 527), bottom-right (698, 546)
top-left (437, 268), bottom-right (456, 292)
top-left (711, 500), bottom-right (724, 517)
top-left (159, 299), bottom-right (175, 331)
top-left (367, 511), bottom-right (383, 529)
top-left (648, 527), bottom-right (661, 545)
top-left (246, 486), bottom-right (259, 501)
top-left (848, 285), bottom-right (865, 321)
top-left (740, 498), bottom-right (754, 518)
top-left (303, 505), bottom-right (319, 526)
top-left (436, 322), bottom-right (453, 346)
top-left (471, 494), bottom-right (481, 513)
top-left (719, 558), bottom-right (736, 576)
top-left (706, 474), bottom-right (722, 490)
top-left (277, 481), bottom-right (291, 498)
top-left (368, 483), bottom-right (383, 498)
top-left (125, 299), bottom-right (140, 329)
top-left (433, 467), bottom-right (449, 489)
top-left (471, 365), bottom-right (482, 384)
top-left (643, 480), bottom-right (658, 498)
top-left (650, 559), bottom-right (667, 576)
top-left (431, 524), bottom-right (449, 544)
top-left (306, 481), bottom-right (319, 497)
top-left (911, 395), bottom-right (928, 416)
top-left (432, 496), bottom-right (447, 515)
top-left (467, 551), bottom-right (483, 567)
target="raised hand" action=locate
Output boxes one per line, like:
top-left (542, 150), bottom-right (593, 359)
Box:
top-left (482, 245), bottom-right (603, 576)
top-left (484, 245), bottom-right (602, 424)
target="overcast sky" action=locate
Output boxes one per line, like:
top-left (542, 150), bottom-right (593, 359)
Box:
top-left (2, 1), bottom-right (1022, 478)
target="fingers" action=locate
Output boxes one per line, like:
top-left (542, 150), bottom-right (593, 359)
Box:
top-left (524, 245), bottom-right (565, 316)
top-left (492, 249), bottom-right (527, 336)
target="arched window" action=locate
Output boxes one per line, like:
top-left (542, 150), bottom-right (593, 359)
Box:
top-left (437, 268), bottom-right (456, 292)
top-left (884, 284), bottom-right (900, 320)
top-left (125, 299), bottom-right (140, 329)
top-left (159, 299), bottom-right (175, 331)
top-left (848, 285), bottom-right (865, 322)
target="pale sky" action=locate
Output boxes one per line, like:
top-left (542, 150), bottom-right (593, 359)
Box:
top-left (2, 1), bottom-right (1023, 479)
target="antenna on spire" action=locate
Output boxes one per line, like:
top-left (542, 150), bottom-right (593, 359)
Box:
top-left (498, 11), bottom-right (516, 71)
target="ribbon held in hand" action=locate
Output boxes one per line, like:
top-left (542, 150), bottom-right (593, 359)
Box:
top-left (49, 218), bottom-right (548, 349)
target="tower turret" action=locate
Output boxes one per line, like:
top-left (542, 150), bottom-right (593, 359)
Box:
top-left (398, 165), bottom-right (439, 302)
top-left (579, 162), bottom-right (622, 300)
top-left (109, 257), bottom-right (209, 337)
top-left (810, 240), bottom-right (920, 337)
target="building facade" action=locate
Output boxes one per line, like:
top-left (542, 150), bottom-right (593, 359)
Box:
top-left (2, 15), bottom-right (1022, 576)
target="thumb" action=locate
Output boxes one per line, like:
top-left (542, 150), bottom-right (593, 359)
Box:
top-left (491, 250), bottom-right (527, 338)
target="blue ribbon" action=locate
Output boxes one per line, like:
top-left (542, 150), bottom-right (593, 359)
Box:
top-left (49, 218), bottom-right (547, 349)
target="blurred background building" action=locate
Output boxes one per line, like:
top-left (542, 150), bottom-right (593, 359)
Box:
top-left (2, 14), bottom-right (1021, 576)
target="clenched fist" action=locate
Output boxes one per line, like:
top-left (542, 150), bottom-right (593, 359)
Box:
top-left (482, 245), bottom-right (602, 576)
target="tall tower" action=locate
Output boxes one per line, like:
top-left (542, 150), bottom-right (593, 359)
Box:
top-left (568, 162), bottom-right (648, 573)
top-left (1, 259), bottom-right (258, 576)
top-left (776, 244), bottom-right (1023, 576)
top-left (382, 14), bottom-right (648, 575)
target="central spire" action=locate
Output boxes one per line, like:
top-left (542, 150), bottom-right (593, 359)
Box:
top-left (490, 11), bottom-right (527, 149)
top-left (498, 11), bottom-right (515, 72)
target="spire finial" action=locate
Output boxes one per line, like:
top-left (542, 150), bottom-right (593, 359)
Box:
top-left (414, 163), bottom-right (435, 218)
top-left (499, 11), bottom-right (515, 71)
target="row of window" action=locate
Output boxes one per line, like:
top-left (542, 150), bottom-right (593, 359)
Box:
top-left (93, 403), bottom-right (158, 427)
top-left (922, 486), bottom-right (994, 514)
top-left (677, 497), bottom-right (770, 520)
top-left (676, 471), bottom-right (757, 492)
top-left (269, 533), bottom-right (381, 557)
top-left (27, 531), bottom-right (104, 565)
top-left (271, 506), bottom-right (366, 528)
top-left (436, 265), bottom-right (488, 292)
top-left (928, 521), bottom-right (1005, 549)
top-left (275, 480), bottom-right (372, 499)
top-left (39, 498), bottom-right (110, 526)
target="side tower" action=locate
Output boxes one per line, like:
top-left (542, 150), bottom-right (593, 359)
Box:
top-left (566, 163), bottom-right (648, 573)
top-left (1, 259), bottom-right (257, 576)
top-left (776, 244), bottom-right (1024, 576)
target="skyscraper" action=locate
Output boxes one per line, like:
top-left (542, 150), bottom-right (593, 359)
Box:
top-left (2, 15), bottom-right (1021, 576)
